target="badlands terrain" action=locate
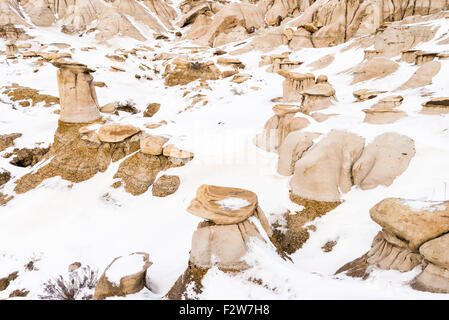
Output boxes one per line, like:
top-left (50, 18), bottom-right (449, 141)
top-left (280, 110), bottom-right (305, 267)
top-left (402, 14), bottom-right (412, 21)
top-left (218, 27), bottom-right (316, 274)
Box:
top-left (1, 0), bottom-right (449, 300)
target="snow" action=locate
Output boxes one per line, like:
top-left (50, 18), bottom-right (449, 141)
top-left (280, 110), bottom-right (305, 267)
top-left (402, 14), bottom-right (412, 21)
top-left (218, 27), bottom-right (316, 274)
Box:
top-left (1, 11), bottom-right (449, 300)
top-left (105, 254), bottom-right (147, 287)
top-left (397, 199), bottom-right (447, 212)
top-left (215, 197), bottom-right (251, 211)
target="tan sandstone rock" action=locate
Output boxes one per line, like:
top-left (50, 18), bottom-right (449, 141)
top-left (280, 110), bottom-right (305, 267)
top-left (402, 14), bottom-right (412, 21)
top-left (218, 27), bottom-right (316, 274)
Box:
top-left (370, 198), bottom-right (449, 251)
top-left (398, 61), bottom-right (441, 90)
top-left (290, 130), bottom-right (365, 202)
top-left (52, 61), bottom-right (101, 123)
top-left (277, 131), bottom-right (321, 176)
top-left (353, 133), bottom-right (415, 189)
top-left (97, 124), bottom-right (140, 143)
top-left (94, 252), bottom-right (152, 300)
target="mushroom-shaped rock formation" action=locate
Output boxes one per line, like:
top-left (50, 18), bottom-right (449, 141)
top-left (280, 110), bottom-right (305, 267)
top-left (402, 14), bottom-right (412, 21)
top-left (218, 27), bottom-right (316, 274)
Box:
top-left (5, 42), bottom-right (17, 56)
top-left (278, 70), bottom-right (315, 102)
top-left (52, 61), bottom-right (101, 123)
top-left (421, 97), bottom-right (449, 114)
top-left (352, 133), bottom-right (415, 189)
top-left (187, 185), bottom-right (259, 225)
top-left (353, 89), bottom-right (386, 101)
top-left (264, 53), bottom-right (302, 73)
top-left (290, 130), bottom-right (365, 202)
top-left (338, 198), bottom-right (449, 290)
top-left (94, 252), bottom-right (152, 300)
top-left (164, 59), bottom-right (221, 86)
top-left (397, 61), bottom-right (441, 90)
top-left (254, 104), bottom-right (309, 153)
top-left (167, 184), bottom-right (286, 299)
top-left (277, 131), bottom-right (321, 176)
top-left (301, 82), bottom-right (337, 112)
top-left (372, 95), bottom-right (403, 109)
top-left (415, 52), bottom-right (438, 66)
top-left (400, 50), bottom-right (422, 63)
top-left (351, 57), bottom-right (399, 84)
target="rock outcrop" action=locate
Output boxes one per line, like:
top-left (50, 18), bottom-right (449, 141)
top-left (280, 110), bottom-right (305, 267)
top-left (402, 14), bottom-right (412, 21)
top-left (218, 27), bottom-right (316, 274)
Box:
top-left (338, 198), bottom-right (449, 293)
top-left (183, 2), bottom-right (265, 47)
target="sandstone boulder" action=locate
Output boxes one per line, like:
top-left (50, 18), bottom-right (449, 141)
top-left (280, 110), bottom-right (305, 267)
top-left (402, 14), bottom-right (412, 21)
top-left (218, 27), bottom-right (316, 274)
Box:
top-left (353, 133), bottom-right (415, 189)
top-left (370, 198), bottom-right (449, 251)
top-left (113, 151), bottom-right (181, 196)
top-left (97, 124), bottom-right (140, 143)
top-left (140, 135), bottom-right (168, 156)
top-left (94, 252), bottom-right (152, 300)
top-left (143, 103), bottom-right (161, 117)
top-left (152, 175), bottom-right (180, 197)
top-left (290, 130), bottom-right (365, 202)
top-left (277, 131), bottom-right (320, 176)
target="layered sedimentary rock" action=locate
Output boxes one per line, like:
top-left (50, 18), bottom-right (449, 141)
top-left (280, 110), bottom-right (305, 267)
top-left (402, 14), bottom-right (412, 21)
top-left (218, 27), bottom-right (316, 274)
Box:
top-left (284, 0), bottom-right (446, 48)
top-left (52, 61), bottom-right (101, 123)
top-left (338, 198), bottom-right (449, 293)
top-left (254, 104), bottom-right (309, 153)
top-left (167, 185), bottom-right (285, 299)
top-left (183, 2), bottom-right (265, 47)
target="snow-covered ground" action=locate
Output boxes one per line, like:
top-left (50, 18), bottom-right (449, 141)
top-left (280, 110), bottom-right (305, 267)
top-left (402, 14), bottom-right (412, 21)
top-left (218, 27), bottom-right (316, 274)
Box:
top-left (1, 17), bottom-right (449, 300)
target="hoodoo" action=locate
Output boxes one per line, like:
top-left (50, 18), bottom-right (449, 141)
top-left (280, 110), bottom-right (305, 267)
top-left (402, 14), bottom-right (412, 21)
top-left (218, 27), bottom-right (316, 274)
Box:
top-left (52, 61), bottom-right (101, 123)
